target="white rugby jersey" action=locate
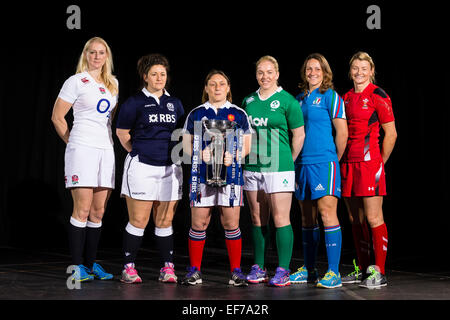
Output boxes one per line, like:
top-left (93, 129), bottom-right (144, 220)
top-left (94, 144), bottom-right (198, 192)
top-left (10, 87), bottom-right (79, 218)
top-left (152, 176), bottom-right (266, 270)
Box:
top-left (58, 71), bottom-right (118, 149)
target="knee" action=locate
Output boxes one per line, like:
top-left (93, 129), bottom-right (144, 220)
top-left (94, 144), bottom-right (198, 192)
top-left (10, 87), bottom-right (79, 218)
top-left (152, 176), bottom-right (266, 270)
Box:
top-left (73, 207), bottom-right (90, 222)
top-left (366, 213), bottom-right (384, 228)
top-left (130, 216), bottom-right (150, 229)
top-left (89, 206), bottom-right (105, 223)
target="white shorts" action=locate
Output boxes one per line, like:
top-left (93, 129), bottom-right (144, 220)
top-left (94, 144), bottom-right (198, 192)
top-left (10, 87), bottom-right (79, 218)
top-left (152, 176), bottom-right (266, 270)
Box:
top-left (243, 170), bottom-right (295, 193)
top-left (192, 184), bottom-right (243, 207)
top-left (64, 143), bottom-right (115, 189)
top-left (121, 154), bottom-right (183, 201)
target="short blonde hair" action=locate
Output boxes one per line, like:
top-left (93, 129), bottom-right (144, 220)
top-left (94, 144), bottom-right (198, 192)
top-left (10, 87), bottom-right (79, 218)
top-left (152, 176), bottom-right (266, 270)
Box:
top-left (349, 51), bottom-right (376, 83)
top-left (76, 37), bottom-right (118, 96)
top-left (256, 55), bottom-right (279, 73)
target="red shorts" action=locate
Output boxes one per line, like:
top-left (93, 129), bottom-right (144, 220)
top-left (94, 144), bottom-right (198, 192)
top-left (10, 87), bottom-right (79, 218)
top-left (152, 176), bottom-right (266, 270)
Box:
top-left (341, 159), bottom-right (386, 197)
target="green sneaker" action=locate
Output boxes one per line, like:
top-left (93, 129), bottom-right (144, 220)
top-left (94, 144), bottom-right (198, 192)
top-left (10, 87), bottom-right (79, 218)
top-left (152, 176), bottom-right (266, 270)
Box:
top-left (359, 265), bottom-right (387, 289)
top-left (342, 259), bottom-right (362, 284)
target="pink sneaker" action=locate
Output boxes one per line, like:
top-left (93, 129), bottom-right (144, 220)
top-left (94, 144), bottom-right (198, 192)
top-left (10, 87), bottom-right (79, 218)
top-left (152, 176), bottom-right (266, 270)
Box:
top-left (120, 263), bottom-right (142, 284)
top-left (159, 262), bottom-right (177, 283)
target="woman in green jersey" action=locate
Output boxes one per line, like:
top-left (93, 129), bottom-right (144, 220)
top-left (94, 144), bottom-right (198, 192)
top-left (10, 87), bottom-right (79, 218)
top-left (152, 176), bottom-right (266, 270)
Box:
top-left (242, 55), bottom-right (305, 287)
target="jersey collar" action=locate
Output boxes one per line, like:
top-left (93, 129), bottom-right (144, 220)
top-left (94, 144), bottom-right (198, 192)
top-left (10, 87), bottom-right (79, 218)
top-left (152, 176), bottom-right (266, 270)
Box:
top-left (203, 101), bottom-right (232, 112)
top-left (256, 86), bottom-right (282, 101)
top-left (141, 87), bottom-right (170, 104)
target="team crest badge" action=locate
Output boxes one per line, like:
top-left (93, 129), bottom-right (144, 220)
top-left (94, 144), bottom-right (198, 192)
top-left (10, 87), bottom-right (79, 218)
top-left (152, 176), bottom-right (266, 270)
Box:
top-left (362, 98), bottom-right (369, 109)
top-left (99, 87), bottom-right (106, 94)
top-left (167, 103), bottom-right (175, 111)
top-left (72, 175), bottom-right (79, 185)
top-left (81, 77), bottom-right (89, 84)
top-left (227, 114), bottom-right (235, 122)
top-left (313, 97), bottom-right (321, 105)
top-left (270, 100), bottom-right (280, 110)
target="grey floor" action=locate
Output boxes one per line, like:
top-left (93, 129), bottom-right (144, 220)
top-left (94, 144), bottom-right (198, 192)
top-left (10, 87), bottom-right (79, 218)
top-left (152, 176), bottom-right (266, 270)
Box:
top-left (1, 246), bottom-right (449, 301)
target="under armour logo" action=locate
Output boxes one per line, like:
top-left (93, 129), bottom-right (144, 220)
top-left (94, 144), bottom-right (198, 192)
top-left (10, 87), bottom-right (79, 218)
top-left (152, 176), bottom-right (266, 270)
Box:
top-left (368, 187), bottom-right (374, 191)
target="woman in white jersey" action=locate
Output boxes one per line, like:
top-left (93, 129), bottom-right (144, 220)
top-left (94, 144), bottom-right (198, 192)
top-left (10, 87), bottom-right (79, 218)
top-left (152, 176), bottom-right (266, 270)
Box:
top-left (51, 37), bottom-right (118, 282)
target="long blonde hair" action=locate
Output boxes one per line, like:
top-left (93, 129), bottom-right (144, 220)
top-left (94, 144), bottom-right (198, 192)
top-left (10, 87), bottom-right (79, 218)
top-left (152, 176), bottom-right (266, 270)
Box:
top-left (76, 37), bottom-right (118, 96)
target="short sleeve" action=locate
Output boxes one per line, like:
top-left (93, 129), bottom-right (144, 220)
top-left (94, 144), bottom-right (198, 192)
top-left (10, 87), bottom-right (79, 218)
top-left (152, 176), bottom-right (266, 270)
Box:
top-left (183, 109), bottom-right (196, 135)
top-left (327, 90), bottom-right (346, 120)
top-left (116, 96), bottom-right (137, 129)
top-left (58, 75), bottom-right (79, 104)
top-left (286, 98), bottom-right (304, 129)
top-left (372, 89), bottom-right (395, 124)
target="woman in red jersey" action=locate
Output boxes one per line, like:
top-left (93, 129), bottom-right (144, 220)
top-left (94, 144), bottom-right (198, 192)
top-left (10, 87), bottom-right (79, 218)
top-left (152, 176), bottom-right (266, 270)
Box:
top-left (340, 52), bottom-right (397, 289)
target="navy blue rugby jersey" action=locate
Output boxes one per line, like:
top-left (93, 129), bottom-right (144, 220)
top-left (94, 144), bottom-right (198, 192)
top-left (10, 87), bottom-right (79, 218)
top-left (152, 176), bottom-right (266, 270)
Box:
top-left (183, 101), bottom-right (252, 184)
top-left (116, 88), bottom-right (185, 166)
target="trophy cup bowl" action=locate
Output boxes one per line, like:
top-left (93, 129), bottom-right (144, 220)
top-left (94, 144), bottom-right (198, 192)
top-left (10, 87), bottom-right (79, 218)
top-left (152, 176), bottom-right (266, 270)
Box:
top-left (202, 119), bottom-right (237, 187)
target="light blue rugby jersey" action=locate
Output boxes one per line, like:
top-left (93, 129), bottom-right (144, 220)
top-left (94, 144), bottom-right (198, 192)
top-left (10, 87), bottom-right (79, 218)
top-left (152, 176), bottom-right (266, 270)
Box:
top-left (295, 88), bottom-right (346, 165)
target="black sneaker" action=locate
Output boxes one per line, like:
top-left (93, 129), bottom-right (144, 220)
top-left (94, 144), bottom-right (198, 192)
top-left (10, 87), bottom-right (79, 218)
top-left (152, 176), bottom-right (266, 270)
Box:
top-left (229, 268), bottom-right (248, 287)
top-left (342, 259), bottom-right (362, 284)
top-left (181, 266), bottom-right (202, 285)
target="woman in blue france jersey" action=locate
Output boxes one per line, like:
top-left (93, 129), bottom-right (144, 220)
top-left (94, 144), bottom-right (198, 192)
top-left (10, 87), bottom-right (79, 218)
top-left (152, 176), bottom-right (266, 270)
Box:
top-left (181, 70), bottom-right (252, 287)
top-left (51, 36), bottom-right (118, 282)
top-left (290, 53), bottom-right (348, 289)
top-left (116, 53), bottom-right (184, 284)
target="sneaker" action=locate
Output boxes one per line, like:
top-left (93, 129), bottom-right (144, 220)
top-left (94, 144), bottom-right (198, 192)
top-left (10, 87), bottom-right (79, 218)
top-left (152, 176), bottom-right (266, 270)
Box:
top-left (159, 262), bottom-right (177, 283)
top-left (181, 266), bottom-right (202, 285)
top-left (246, 264), bottom-right (268, 284)
top-left (317, 270), bottom-right (342, 289)
top-left (229, 268), bottom-right (248, 287)
top-left (290, 265), bottom-right (319, 284)
top-left (120, 263), bottom-right (142, 284)
top-left (90, 262), bottom-right (114, 280)
top-left (70, 264), bottom-right (94, 282)
top-left (359, 265), bottom-right (387, 289)
top-left (341, 259), bottom-right (362, 284)
top-left (268, 267), bottom-right (291, 287)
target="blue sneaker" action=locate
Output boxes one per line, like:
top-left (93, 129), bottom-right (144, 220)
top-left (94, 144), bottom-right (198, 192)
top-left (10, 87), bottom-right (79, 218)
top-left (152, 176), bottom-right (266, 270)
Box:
top-left (70, 265), bottom-right (94, 282)
top-left (246, 264), bottom-right (268, 284)
top-left (229, 268), bottom-right (248, 287)
top-left (90, 262), bottom-right (114, 280)
top-left (317, 270), bottom-right (342, 289)
top-left (290, 265), bottom-right (319, 284)
top-left (268, 267), bottom-right (291, 287)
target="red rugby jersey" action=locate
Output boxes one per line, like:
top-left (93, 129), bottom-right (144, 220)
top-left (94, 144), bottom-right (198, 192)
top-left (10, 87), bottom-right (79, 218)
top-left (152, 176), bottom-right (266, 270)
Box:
top-left (342, 83), bottom-right (395, 162)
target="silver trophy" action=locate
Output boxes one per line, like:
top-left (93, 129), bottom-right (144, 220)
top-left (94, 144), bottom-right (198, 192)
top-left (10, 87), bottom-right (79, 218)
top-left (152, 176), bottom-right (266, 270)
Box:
top-left (202, 119), bottom-right (237, 187)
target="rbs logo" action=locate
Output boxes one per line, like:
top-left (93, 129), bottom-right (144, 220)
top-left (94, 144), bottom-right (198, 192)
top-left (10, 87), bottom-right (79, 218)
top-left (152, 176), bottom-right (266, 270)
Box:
top-left (149, 114), bottom-right (176, 123)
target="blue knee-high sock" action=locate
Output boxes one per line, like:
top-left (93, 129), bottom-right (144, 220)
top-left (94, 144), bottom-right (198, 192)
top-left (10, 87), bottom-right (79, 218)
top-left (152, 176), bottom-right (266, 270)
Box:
top-left (302, 225), bottom-right (320, 271)
top-left (324, 225), bottom-right (342, 275)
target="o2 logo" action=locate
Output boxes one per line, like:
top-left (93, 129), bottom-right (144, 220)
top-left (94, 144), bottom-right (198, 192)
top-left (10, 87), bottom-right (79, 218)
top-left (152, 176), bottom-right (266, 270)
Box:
top-left (97, 99), bottom-right (111, 118)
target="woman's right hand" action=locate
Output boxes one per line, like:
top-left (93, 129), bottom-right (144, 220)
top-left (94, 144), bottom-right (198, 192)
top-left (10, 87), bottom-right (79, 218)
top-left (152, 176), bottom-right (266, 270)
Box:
top-left (202, 147), bottom-right (211, 163)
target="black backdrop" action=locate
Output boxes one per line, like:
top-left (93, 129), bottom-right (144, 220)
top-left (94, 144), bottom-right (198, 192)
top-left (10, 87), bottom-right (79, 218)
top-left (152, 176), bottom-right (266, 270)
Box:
top-left (0, 1), bottom-right (448, 269)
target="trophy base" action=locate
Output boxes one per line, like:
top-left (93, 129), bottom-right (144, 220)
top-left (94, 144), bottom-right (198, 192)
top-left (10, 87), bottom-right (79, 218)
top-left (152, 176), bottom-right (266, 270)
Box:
top-left (206, 179), bottom-right (227, 187)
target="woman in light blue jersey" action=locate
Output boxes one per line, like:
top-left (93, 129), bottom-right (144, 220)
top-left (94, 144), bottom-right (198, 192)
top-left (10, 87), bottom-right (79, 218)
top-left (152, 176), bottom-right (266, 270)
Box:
top-left (290, 53), bottom-right (348, 289)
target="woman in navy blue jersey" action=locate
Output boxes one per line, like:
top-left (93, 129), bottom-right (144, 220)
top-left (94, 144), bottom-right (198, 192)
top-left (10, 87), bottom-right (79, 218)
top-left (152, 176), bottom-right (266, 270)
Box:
top-left (116, 54), bottom-right (184, 284)
top-left (181, 70), bottom-right (252, 286)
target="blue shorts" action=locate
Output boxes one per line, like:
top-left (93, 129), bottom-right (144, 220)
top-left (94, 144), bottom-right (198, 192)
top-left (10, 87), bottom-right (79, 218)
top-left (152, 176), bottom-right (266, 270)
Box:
top-left (295, 161), bottom-right (341, 201)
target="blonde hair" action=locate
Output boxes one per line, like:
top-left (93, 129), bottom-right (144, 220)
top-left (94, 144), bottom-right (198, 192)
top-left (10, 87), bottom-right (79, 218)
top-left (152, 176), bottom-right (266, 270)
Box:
top-left (349, 51), bottom-right (376, 83)
top-left (299, 53), bottom-right (334, 95)
top-left (256, 55), bottom-right (279, 73)
top-left (202, 70), bottom-right (232, 103)
top-left (76, 37), bottom-right (118, 96)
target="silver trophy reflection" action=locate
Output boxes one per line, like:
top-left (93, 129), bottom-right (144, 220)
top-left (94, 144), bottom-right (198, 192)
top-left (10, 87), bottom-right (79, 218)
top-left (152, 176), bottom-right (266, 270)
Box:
top-left (202, 119), bottom-right (237, 187)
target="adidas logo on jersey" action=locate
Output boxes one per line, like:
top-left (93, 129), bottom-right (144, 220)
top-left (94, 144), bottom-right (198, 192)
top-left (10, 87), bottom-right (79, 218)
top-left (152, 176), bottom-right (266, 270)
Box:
top-left (315, 184), bottom-right (325, 191)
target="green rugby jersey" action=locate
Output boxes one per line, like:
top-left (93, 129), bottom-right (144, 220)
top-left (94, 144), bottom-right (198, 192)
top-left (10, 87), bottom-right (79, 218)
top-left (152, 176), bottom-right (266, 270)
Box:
top-left (243, 87), bottom-right (304, 172)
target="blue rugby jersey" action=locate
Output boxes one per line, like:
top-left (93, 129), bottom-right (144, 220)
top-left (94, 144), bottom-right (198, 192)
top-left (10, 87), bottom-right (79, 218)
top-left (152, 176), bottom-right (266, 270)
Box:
top-left (295, 88), bottom-right (346, 165)
top-left (116, 88), bottom-right (184, 166)
top-left (183, 101), bottom-right (252, 184)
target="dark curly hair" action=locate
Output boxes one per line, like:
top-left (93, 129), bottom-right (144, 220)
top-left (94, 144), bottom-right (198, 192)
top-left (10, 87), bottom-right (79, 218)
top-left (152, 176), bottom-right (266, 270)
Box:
top-left (137, 53), bottom-right (170, 89)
